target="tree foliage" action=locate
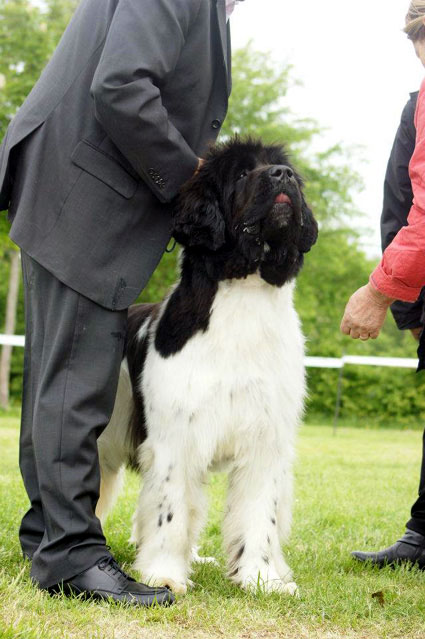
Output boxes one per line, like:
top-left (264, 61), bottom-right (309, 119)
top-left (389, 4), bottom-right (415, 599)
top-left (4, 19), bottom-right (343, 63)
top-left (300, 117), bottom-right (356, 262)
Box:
top-left (0, 8), bottom-right (422, 425)
top-left (221, 45), bottom-right (425, 426)
top-left (0, 0), bottom-right (78, 135)
top-left (0, 0), bottom-right (78, 400)
top-left (0, 0), bottom-right (77, 248)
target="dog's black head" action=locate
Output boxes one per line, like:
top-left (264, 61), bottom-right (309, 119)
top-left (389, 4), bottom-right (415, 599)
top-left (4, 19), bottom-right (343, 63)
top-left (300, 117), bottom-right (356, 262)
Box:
top-left (173, 138), bottom-right (318, 286)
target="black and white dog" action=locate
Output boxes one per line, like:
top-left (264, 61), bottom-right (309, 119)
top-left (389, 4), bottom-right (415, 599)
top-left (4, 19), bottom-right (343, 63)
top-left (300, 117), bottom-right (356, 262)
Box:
top-left (96, 138), bottom-right (318, 595)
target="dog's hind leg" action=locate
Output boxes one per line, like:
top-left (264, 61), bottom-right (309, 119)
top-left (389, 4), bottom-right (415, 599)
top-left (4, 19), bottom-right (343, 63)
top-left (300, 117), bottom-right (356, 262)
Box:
top-left (186, 475), bottom-right (218, 571)
top-left (96, 463), bottom-right (125, 526)
top-left (191, 547), bottom-right (218, 566)
top-left (96, 361), bottom-right (134, 526)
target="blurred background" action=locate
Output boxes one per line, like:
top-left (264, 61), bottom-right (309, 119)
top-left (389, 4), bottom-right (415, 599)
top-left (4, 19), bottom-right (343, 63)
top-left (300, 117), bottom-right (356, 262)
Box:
top-left (0, 0), bottom-right (424, 427)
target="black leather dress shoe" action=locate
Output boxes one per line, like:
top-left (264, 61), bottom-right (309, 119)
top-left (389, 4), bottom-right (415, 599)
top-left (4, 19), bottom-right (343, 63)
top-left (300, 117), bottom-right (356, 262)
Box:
top-left (351, 530), bottom-right (425, 569)
top-left (47, 556), bottom-right (175, 606)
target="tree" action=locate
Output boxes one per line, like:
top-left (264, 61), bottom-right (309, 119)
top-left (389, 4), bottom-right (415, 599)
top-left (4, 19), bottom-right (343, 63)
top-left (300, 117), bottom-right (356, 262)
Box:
top-left (0, 18), bottom-right (421, 424)
top-left (145, 44), bottom-right (371, 312)
top-left (142, 45), bottom-right (362, 306)
top-left (145, 44), bottom-right (424, 426)
top-left (0, 0), bottom-right (77, 407)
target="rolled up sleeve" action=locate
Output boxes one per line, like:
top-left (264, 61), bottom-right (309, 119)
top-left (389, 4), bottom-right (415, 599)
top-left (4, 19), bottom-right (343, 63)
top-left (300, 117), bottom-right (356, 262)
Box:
top-left (371, 79), bottom-right (425, 302)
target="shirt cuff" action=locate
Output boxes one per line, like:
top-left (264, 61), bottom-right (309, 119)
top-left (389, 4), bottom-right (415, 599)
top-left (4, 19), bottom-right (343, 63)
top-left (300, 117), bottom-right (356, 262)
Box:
top-left (370, 265), bottom-right (422, 303)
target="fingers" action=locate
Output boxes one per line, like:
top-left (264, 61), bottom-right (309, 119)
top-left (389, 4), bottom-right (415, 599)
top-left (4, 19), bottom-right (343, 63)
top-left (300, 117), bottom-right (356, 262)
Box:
top-left (341, 325), bottom-right (380, 340)
top-left (345, 326), bottom-right (380, 340)
top-left (340, 285), bottom-right (388, 341)
top-left (340, 315), bottom-right (381, 341)
top-left (340, 316), bottom-right (351, 336)
top-left (340, 316), bottom-right (366, 339)
top-left (349, 330), bottom-right (370, 340)
top-left (194, 158), bottom-right (205, 176)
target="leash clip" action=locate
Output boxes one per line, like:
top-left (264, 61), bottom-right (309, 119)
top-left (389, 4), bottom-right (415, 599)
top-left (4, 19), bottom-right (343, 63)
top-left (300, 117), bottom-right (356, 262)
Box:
top-left (165, 239), bottom-right (177, 253)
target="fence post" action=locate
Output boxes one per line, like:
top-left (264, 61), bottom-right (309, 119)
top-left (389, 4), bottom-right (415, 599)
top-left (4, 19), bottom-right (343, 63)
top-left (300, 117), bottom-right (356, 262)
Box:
top-left (0, 250), bottom-right (21, 409)
top-left (333, 357), bottom-right (345, 436)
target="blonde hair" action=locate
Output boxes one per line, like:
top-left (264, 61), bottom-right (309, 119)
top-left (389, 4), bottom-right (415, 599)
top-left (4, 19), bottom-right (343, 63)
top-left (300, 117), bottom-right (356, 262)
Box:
top-left (405, 1), bottom-right (425, 41)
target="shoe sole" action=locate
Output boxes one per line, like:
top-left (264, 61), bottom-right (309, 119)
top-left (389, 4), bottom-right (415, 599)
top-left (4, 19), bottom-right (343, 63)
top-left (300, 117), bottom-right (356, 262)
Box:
top-left (47, 582), bottom-right (175, 607)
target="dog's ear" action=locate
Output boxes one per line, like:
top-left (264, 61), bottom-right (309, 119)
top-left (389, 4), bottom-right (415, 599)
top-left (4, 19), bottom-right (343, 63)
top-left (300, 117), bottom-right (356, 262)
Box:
top-left (299, 202), bottom-right (318, 253)
top-left (173, 176), bottom-right (226, 251)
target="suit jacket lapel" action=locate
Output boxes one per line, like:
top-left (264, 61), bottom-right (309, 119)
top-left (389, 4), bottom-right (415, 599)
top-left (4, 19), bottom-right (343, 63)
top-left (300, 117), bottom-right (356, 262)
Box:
top-left (215, 0), bottom-right (231, 94)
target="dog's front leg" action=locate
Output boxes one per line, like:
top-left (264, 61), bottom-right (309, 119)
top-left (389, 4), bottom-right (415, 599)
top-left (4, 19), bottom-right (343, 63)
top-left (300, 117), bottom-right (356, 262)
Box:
top-left (223, 440), bottom-right (298, 596)
top-left (132, 442), bottom-right (193, 594)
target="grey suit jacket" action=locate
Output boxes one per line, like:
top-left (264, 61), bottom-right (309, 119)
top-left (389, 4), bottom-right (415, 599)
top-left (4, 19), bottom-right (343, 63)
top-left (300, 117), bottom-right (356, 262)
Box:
top-left (0, 0), bottom-right (231, 309)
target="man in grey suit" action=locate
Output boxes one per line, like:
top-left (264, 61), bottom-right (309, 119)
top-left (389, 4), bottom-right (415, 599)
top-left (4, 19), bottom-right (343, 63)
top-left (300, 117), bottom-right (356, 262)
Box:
top-left (0, 0), bottom-right (236, 605)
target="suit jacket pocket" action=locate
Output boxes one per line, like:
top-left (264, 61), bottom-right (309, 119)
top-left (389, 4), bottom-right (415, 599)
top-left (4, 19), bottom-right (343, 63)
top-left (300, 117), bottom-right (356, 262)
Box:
top-left (71, 140), bottom-right (138, 199)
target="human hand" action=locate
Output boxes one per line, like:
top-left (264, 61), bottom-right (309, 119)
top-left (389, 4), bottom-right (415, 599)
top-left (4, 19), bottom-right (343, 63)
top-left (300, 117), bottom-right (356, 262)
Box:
top-left (410, 326), bottom-right (423, 341)
top-left (340, 283), bottom-right (394, 340)
top-left (196, 158), bottom-right (205, 174)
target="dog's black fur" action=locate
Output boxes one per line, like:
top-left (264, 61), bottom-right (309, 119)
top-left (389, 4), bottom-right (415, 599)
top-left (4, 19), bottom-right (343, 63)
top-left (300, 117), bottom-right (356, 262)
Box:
top-left (125, 137), bottom-right (318, 451)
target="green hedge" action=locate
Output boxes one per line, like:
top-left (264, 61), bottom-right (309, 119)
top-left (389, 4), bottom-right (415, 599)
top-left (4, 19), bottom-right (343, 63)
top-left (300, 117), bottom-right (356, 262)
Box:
top-left (3, 251), bottom-right (425, 430)
top-left (306, 366), bottom-right (425, 428)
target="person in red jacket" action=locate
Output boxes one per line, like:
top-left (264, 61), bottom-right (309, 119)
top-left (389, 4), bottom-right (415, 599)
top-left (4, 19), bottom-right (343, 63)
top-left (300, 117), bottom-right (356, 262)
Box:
top-left (341, 0), bottom-right (425, 568)
top-left (380, 90), bottom-right (425, 339)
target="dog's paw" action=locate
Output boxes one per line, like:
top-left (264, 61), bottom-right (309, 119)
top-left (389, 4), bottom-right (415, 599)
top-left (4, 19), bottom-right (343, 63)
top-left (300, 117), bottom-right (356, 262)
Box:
top-left (129, 520), bottom-right (140, 546)
top-left (260, 579), bottom-right (299, 596)
top-left (156, 577), bottom-right (188, 595)
top-left (142, 574), bottom-right (188, 595)
top-left (236, 570), bottom-right (299, 597)
top-left (128, 532), bottom-right (138, 546)
top-left (279, 581), bottom-right (299, 597)
top-left (250, 579), bottom-right (299, 596)
top-left (191, 547), bottom-right (218, 566)
top-left (196, 555), bottom-right (219, 565)
top-left (134, 557), bottom-right (189, 595)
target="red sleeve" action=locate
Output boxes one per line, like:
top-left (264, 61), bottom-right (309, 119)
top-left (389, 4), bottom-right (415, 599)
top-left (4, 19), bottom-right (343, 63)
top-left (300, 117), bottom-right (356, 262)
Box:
top-left (370, 78), bottom-right (425, 302)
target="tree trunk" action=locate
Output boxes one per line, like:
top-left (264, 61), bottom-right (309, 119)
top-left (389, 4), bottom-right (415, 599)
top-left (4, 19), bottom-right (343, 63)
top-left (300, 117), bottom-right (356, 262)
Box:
top-left (0, 250), bottom-right (21, 409)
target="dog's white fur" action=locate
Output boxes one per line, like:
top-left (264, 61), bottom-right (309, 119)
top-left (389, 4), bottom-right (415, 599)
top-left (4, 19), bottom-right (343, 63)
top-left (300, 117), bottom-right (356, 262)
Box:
top-left (97, 273), bottom-right (305, 595)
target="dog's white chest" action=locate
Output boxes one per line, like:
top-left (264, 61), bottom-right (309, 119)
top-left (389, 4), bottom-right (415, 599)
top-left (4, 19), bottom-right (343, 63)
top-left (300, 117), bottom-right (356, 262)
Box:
top-left (143, 275), bottom-right (305, 467)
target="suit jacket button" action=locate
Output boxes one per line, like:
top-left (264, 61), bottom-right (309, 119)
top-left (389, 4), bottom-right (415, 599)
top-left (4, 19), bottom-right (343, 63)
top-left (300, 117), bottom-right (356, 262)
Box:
top-left (211, 119), bottom-right (221, 129)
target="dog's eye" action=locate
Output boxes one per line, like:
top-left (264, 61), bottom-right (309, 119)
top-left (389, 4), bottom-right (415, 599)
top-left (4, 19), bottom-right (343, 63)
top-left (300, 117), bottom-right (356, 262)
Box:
top-left (237, 170), bottom-right (249, 181)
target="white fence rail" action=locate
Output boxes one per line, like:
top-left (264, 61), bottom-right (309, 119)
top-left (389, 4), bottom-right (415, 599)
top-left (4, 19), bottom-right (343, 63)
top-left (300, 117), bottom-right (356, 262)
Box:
top-left (0, 335), bottom-right (419, 369)
top-left (1, 335), bottom-right (419, 429)
top-left (0, 334), bottom-right (25, 347)
top-left (304, 355), bottom-right (418, 370)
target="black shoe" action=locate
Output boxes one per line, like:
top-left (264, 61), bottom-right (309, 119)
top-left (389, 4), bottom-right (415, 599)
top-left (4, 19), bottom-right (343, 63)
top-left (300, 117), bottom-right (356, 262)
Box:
top-left (47, 556), bottom-right (175, 606)
top-left (351, 530), bottom-right (425, 569)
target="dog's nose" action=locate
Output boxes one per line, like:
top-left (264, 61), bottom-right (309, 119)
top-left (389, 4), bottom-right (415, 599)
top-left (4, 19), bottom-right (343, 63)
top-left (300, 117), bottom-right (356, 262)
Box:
top-left (268, 165), bottom-right (294, 182)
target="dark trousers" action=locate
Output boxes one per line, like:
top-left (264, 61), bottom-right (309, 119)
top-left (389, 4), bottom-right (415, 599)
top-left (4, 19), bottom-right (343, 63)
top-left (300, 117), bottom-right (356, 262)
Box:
top-left (19, 252), bottom-right (127, 588)
top-left (407, 428), bottom-right (425, 536)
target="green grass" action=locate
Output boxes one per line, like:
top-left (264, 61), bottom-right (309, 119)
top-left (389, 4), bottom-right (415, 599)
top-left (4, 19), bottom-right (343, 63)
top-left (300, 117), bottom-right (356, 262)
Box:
top-left (1, 416), bottom-right (425, 638)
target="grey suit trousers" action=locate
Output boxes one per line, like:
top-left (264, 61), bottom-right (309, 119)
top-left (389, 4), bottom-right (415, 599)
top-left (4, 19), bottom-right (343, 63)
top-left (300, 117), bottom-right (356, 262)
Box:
top-left (20, 252), bottom-right (127, 588)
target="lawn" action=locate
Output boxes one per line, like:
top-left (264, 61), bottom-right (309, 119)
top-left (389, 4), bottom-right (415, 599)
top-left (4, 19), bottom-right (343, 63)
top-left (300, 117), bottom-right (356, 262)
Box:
top-left (1, 415), bottom-right (425, 639)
